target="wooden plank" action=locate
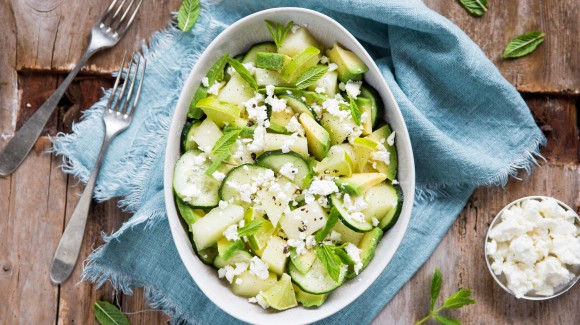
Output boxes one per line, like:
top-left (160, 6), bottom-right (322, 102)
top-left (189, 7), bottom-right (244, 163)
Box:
top-left (11, 0), bottom-right (182, 74)
top-left (122, 288), bottom-right (171, 324)
top-left (424, 0), bottom-right (579, 94)
top-left (0, 0), bottom-right (18, 142)
top-left (57, 196), bottom-right (127, 324)
top-left (0, 140), bottom-right (65, 324)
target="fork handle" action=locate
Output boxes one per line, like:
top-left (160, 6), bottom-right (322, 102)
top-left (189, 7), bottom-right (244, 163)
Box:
top-left (50, 128), bottom-right (110, 284)
top-left (0, 49), bottom-right (97, 176)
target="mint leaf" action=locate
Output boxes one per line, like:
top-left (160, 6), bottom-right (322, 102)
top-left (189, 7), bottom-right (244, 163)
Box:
top-left (316, 244), bottom-right (343, 282)
top-left (502, 31), bottom-right (545, 59)
top-left (94, 301), bottom-right (130, 325)
top-left (189, 53), bottom-right (228, 119)
top-left (237, 219), bottom-right (264, 237)
top-left (205, 152), bottom-right (230, 176)
top-left (177, 0), bottom-right (200, 32)
top-left (227, 57), bottom-right (258, 90)
top-left (295, 65), bottom-right (328, 89)
top-left (315, 207), bottom-right (339, 242)
top-left (442, 289), bottom-right (475, 309)
top-left (457, 0), bottom-right (488, 17)
top-left (212, 128), bottom-right (242, 156)
top-left (265, 20), bottom-right (293, 48)
top-left (349, 95), bottom-right (361, 125)
top-left (430, 268), bottom-right (442, 312)
top-left (434, 315), bottom-right (461, 325)
top-left (334, 248), bottom-right (355, 265)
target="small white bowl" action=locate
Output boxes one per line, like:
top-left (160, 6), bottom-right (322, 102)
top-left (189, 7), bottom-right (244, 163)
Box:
top-left (164, 7), bottom-right (416, 324)
top-left (484, 196), bottom-right (580, 300)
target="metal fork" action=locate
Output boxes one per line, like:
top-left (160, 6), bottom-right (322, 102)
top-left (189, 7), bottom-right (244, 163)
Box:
top-left (50, 53), bottom-right (146, 284)
top-left (0, 0), bottom-right (143, 177)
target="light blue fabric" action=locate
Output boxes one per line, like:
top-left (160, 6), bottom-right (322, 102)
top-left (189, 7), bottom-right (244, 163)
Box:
top-left (52, 0), bottom-right (545, 323)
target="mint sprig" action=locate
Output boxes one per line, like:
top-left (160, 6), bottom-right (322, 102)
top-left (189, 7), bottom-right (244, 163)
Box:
top-left (237, 219), bottom-right (264, 237)
top-left (227, 57), bottom-right (258, 90)
top-left (295, 65), bottom-right (328, 89)
top-left (212, 128), bottom-right (242, 156)
top-left (415, 268), bottom-right (475, 325)
top-left (94, 301), bottom-right (130, 325)
top-left (177, 0), bottom-right (200, 32)
top-left (457, 0), bottom-right (488, 17)
top-left (316, 244), bottom-right (343, 282)
top-left (315, 207), bottom-right (339, 242)
top-left (265, 20), bottom-right (294, 48)
top-left (349, 95), bottom-right (361, 126)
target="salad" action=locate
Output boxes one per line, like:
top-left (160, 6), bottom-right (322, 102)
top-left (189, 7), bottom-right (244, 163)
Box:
top-left (173, 20), bottom-right (403, 311)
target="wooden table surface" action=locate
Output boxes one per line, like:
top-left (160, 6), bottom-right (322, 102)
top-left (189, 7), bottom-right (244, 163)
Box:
top-left (0, 1), bottom-right (578, 324)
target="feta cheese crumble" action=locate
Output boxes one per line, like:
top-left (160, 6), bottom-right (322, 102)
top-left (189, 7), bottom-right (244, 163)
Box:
top-left (201, 76), bottom-right (209, 87)
top-left (223, 224), bottom-right (239, 241)
top-left (285, 116), bottom-right (305, 136)
top-left (249, 256), bottom-right (270, 280)
top-left (345, 80), bottom-right (362, 99)
top-left (486, 197), bottom-right (580, 298)
top-left (212, 171), bottom-right (226, 181)
top-left (207, 81), bottom-right (222, 95)
top-left (279, 162), bottom-right (298, 180)
top-left (345, 243), bottom-right (363, 275)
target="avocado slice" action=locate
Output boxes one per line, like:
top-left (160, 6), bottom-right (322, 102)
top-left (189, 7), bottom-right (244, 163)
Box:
top-left (347, 227), bottom-right (383, 278)
top-left (298, 113), bottom-right (331, 160)
top-left (314, 149), bottom-right (353, 177)
top-left (293, 284), bottom-right (329, 307)
top-left (325, 43), bottom-right (369, 83)
top-left (320, 113), bottom-right (358, 145)
top-left (280, 46), bottom-right (320, 82)
top-left (196, 96), bottom-right (246, 128)
top-left (217, 237), bottom-right (245, 261)
top-left (335, 172), bottom-right (387, 196)
top-left (256, 52), bottom-right (291, 70)
top-left (356, 97), bottom-right (373, 136)
top-left (268, 108), bottom-right (294, 134)
top-left (290, 249), bottom-right (317, 274)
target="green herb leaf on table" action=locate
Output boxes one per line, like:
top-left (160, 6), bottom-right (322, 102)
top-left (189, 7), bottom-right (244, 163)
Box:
top-left (295, 65), bottom-right (329, 89)
top-left (316, 244), bottom-right (343, 282)
top-left (212, 128), bottom-right (243, 156)
top-left (94, 301), bottom-right (130, 325)
top-left (434, 315), bottom-right (462, 325)
top-left (430, 267), bottom-right (442, 312)
top-left (315, 207), bottom-right (340, 242)
top-left (349, 96), bottom-right (361, 126)
top-left (415, 268), bottom-right (476, 325)
top-left (265, 20), bottom-right (294, 48)
top-left (442, 289), bottom-right (476, 309)
top-left (227, 57), bottom-right (259, 90)
top-left (457, 0), bottom-right (488, 17)
top-left (177, 0), bottom-right (200, 32)
top-left (237, 219), bottom-right (264, 237)
top-left (502, 31), bottom-right (545, 59)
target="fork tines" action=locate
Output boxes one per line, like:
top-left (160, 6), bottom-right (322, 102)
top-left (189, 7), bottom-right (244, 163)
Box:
top-left (106, 52), bottom-right (146, 118)
top-left (99, 0), bottom-right (144, 36)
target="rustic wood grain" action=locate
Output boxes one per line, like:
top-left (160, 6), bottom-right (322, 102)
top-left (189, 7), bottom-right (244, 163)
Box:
top-left (11, 0), bottom-right (181, 74)
top-left (0, 0), bottom-right (18, 142)
top-left (424, 0), bottom-right (580, 94)
top-left (376, 163), bottom-right (579, 324)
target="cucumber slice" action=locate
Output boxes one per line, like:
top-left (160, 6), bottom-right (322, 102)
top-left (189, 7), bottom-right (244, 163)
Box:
top-left (219, 164), bottom-right (272, 203)
top-left (278, 94), bottom-right (316, 119)
top-left (190, 204), bottom-right (245, 250)
top-left (213, 249), bottom-right (254, 268)
top-left (190, 118), bottom-right (223, 153)
top-left (256, 52), bottom-right (290, 70)
top-left (175, 195), bottom-right (205, 230)
top-left (278, 27), bottom-right (323, 57)
top-left (261, 236), bottom-right (288, 275)
top-left (359, 85), bottom-right (383, 128)
top-left (330, 219), bottom-right (364, 246)
top-left (377, 184), bottom-right (403, 230)
top-left (263, 133), bottom-right (309, 158)
top-left (182, 120), bottom-right (202, 152)
top-left (217, 73), bottom-right (255, 106)
top-left (231, 271), bottom-right (277, 298)
top-left (289, 258), bottom-right (347, 294)
top-left (256, 150), bottom-right (313, 189)
top-left (330, 194), bottom-right (373, 232)
top-left (367, 124), bottom-right (398, 181)
top-left (242, 42), bottom-right (277, 63)
top-left (173, 150), bottom-right (221, 208)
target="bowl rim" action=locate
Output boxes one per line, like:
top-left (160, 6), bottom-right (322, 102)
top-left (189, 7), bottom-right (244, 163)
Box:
top-left (484, 195), bottom-right (580, 300)
top-left (164, 7), bottom-right (416, 324)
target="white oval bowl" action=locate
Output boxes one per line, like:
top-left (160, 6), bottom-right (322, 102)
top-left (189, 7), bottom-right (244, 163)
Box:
top-left (164, 7), bottom-right (415, 324)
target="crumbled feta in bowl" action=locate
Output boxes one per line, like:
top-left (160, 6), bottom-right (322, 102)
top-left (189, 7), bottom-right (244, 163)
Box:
top-left (485, 196), bottom-right (580, 300)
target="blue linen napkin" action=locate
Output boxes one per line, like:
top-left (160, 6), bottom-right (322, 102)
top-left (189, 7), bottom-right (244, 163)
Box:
top-left (52, 0), bottom-right (545, 323)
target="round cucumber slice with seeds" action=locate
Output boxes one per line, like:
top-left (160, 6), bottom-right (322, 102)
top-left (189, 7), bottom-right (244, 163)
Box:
top-left (218, 164), bottom-right (273, 203)
top-left (330, 194), bottom-right (373, 232)
top-left (289, 258), bottom-right (347, 294)
top-left (278, 94), bottom-right (316, 119)
top-left (173, 150), bottom-right (220, 208)
top-left (256, 150), bottom-right (313, 189)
